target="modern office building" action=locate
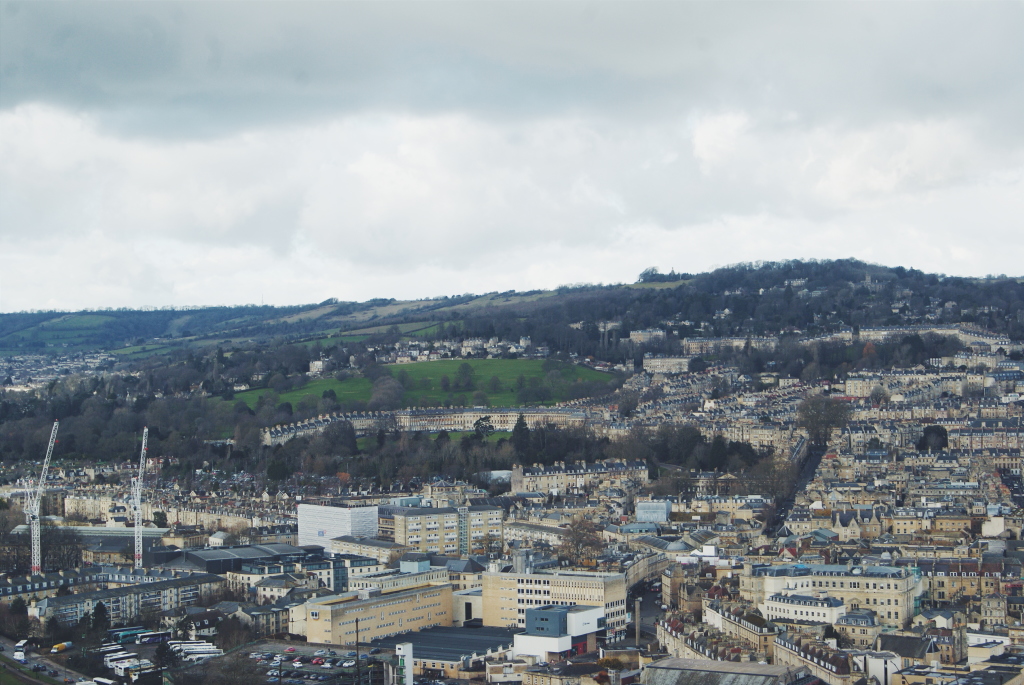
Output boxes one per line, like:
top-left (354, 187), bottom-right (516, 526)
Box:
top-left (391, 506), bottom-right (503, 555)
top-left (302, 585), bottom-right (454, 644)
top-left (297, 504), bottom-right (379, 547)
top-left (513, 604), bottom-right (605, 661)
top-left (481, 569), bottom-right (628, 639)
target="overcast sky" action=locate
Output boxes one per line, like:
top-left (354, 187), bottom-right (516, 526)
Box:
top-left (2, 1), bottom-right (1023, 312)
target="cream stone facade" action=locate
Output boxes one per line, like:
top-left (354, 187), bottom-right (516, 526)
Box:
top-left (741, 563), bottom-right (918, 627)
top-left (481, 570), bottom-right (628, 638)
top-left (301, 585), bottom-right (453, 644)
top-left (391, 506), bottom-right (503, 555)
top-left (510, 461), bottom-right (649, 494)
top-left (330, 535), bottom-right (412, 563)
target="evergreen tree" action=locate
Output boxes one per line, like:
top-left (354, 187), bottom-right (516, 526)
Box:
top-left (511, 414), bottom-right (530, 455)
top-left (91, 601), bottom-right (109, 632)
top-left (10, 597), bottom-right (27, 615)
top-left (45, 616), bottom-right (63, 642)
top-left (154, 642), bottom-right (180, 669)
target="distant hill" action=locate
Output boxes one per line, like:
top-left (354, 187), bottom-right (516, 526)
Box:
top-left (2, 259), bottom-right (1022, 360)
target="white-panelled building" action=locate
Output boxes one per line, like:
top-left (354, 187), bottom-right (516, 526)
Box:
top-left (297, 504), bottom-right (379, 547)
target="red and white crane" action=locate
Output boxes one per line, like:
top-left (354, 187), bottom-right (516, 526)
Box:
top-left (26, 421), bottom-right (59, 575)
top-left (131, 427), bottom-right (148, 569)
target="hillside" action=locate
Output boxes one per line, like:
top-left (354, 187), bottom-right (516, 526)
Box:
top-left (226, 358), bottom-right (616, 411)
top-left (2, 260), bottom-right (1022, 362)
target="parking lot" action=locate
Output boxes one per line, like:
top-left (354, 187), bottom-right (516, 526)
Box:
top-left (239, 642), bottom-right (387, 685)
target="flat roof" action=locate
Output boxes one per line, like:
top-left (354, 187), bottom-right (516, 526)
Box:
top-left (647, 659), bottom-right (792, 676)
top-left (332, 536), bottom-right (408, 548)
top-left (530, 604), bottom-right (601, 614)
top-left (369, 626), bottom-right (517, 662)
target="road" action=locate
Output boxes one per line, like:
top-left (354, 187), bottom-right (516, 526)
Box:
top-left (773, 445), bottom-right (826, 526)
top-left (624, 586), bottom-right (665, 642)
top-left (0, 634), bottom-right (85, 684)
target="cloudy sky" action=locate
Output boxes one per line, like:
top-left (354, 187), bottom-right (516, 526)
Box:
top-left (2, 1), bottom-right (1023, 312)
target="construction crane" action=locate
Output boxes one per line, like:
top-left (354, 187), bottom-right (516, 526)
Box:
top-left (26, 421), bottom-right (59, 575)
top-left (131, 427), bottom-right (148, 569)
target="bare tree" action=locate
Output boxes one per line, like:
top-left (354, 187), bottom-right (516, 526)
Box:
top-left (797, 394), bottom-right (851, 447)
top-left (746, 458), bottom-right (798, 506)
top-left (557, 517), bottom-right (604, 566)
top-left (41, 524), bottom-right (84, 570)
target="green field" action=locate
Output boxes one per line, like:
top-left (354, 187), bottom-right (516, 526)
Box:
top-left (230, 358), bottom-right (616, 409)
top-left (390, 358), bottom-right (612, 406)
top-left (0, 312), bottom-right (118, 350)
top-left (231, 376), bottom-right (375, 409)
top-left (109, 343), bottom-right (178, 359)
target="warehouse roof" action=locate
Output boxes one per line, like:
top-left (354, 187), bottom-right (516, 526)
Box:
top-left (368, 626), bottom-right (516, 662)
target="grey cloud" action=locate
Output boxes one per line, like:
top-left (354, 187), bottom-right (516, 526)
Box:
top-left (2, 1), bottom-right (1023, 311)
top-left (3, 2), bottom-right (1023, 136)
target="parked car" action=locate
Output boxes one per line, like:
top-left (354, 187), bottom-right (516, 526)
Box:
top-left (314, 650), bottom-right (326, 657)
top-left (285, 647), bottom-right (296, 653)
top-left (369, 648), bottom-right (381, 655)
top-left (346, 652), bottom-right (357, 658)
top-left (342, 661), bottom-right (356, 668)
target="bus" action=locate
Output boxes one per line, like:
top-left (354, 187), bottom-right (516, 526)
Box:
top-left (93, 645), bottom-right (126, 655)
top-left (169, 641), bottom-right (211, 653)
top-left (107, 626), bottom-right (144, 637)
top-left (177, 645), bottom-right (221, 655)
top-left (114, 659), bottom-right (155, 678)
top-left (135, 631), bottom-right (172, 645)
top-left (103, 652), bottom-right (135, 668)
top-left (169, 641), bottom-right (213, 651)
top-left (181, 650), bottom-right (223, 662)
top-left (14, 640), bottom-right (29, 652)
top-left (114, 628), bottom-right (150, 644)
top-left (167, 640), bottom-right (208, 649)
top-left (177, 647), bottom-right (223, 658)
top-left (107, 655), bottom-right (140, 672)
top-left (93, 678), bottom-right (118, 685)
top-left (130, 665), bottom-right (164, 682)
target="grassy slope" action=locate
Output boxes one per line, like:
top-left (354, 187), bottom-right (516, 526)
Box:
top-left (231, 376), bottom-right (375, 409)
top-left (391, 358), bottom-right (610, 406)
top-left (0, 313), bottom-right (118, 352)
top-left (229, 358), bottom-right (613, 409)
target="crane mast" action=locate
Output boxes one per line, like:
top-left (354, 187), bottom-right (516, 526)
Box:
top-left (132, 427), bottom-right (148, 569)
top-left (27, 421), bottom-right (59, 575)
